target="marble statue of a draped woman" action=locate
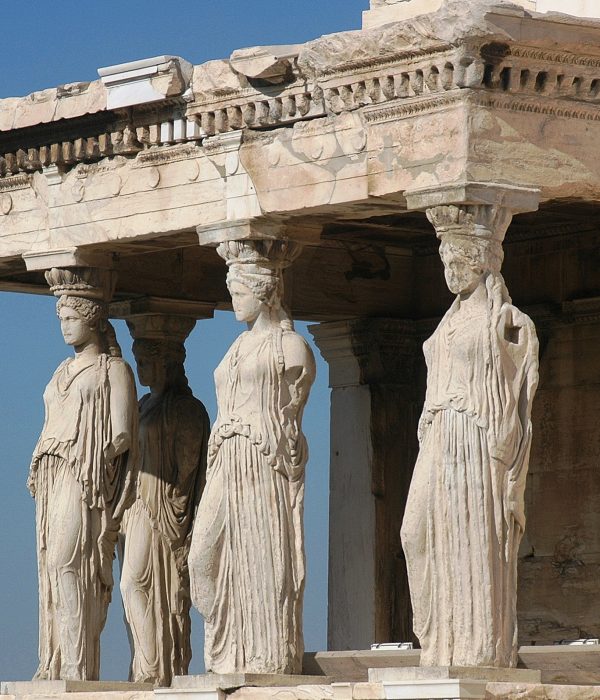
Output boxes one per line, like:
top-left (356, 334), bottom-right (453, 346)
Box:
top-left (189, 240), bottom-right (316, 675)
top-left (28, 268), bottom-right (138, 681)
top-left (401, 206), bottom-right (539, 668)
top-left (119, 317), bottom-right (209, 686)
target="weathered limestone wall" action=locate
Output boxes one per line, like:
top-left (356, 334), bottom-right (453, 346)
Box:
top-left (519, 320), bottom-right (600, 644)
top-left (504, 227), bottom-right (600, 642)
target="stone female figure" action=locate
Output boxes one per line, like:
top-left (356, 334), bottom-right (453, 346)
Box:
top-left (401, 206), bottom-right (539, 668)
top-left (28, 268), bottom-right (138, 681)
top-left (120, 322), bottom-right (209, 686)
top-left (189, 240), bottom-right (315, 674)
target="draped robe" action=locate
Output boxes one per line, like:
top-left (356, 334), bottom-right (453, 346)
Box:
top-left (120, 388), bottom-right (208, 685)
top-left (28, 355), bottom-right (137, 680)
top-left (401, 283), bottom-right (538, 667)
top-left (189, 328), bottom-right (313, 674)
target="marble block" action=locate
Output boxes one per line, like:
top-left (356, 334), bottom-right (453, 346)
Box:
top-left (362, 667), bottom-right (542, 700)
top-left (171, 674), bottom-right (328, 690)
top-left (0, 681), bottom-right (153, 695)
top-left (158, 675), bottom-right (330, 700)
top-left (518, 645), bottom-right (600, 685)
top-left (156, 690), bottom-right (225, 700)
top-left (368, 667), bottom-right (541, 684)
top-left (305, 650), bottom-right (421, 682)
top-left (379, 678), bottom-right (487, 700)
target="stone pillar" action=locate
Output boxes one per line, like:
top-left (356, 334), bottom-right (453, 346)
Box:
top-left (24, 260), bottom-right (139, 681)
top-left (116, 311), bottom-right (210, 686)
top-left (401, 183), bottom-right (541, 668)
top-left (310, 318), bottom-right (419, 650)
top-left (189, 228), bottom-right (316, 675)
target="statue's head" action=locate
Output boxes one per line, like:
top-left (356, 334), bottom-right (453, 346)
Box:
top-left (217, 239), bottom-right (302, 328)
top-left (132, 338), bottom-right (187, 390)
top-left (426, 205), bottom-right (506, 297)
top-left (439, 236), bottom-right (502, 296)
top-left (226, 270), bottom-right (281, 323)
top-left (56, 296), bottom-right (105, 348)
top-left (46, 267), bottom-right (121, 355)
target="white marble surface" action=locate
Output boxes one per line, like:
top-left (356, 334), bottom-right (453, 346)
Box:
top-left (29, 268), bottom-right (138, 680)
top-left (402, 205), bottom-right (539, 667)
top-left (189, 241), bottom-right (315, 674)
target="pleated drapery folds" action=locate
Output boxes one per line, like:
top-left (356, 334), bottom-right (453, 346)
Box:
top-left (189, 328), bottom-right (313, 674)
top-left (402, 280), bottom-right (538, 668)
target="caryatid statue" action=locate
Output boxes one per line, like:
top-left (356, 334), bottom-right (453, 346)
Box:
top-left (28, 267), bottom-right (138, 681)
top-left (189, 239), bottom-right (316, 674)
top-left (119, 315), bottom-right (209, 686)
top-left (401, 205), bottom-right (539, 668)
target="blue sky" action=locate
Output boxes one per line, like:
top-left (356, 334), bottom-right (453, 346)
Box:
top-left (0, 0), bottom-right (368, 680)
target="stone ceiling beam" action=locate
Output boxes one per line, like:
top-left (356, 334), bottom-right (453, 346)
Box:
top-left (23, 247), bottom-right (115, 272)
top-left (405, 182), bottom-right (541, 216)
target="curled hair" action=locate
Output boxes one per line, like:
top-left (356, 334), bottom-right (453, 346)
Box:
top-left (57, 295), bottom-right (104, 325)
top-left (226, 268), bottom-right (294, 332)
top-left (132, 338), bottom-right (190, 393)
top-left (56, 295), bottom-right (122, 357)
top-left (226, 269), bottom-right (281, 306)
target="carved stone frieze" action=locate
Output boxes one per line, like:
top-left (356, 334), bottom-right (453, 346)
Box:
top-left (473, 92), bottom-right (600, 122)
top-left (363, 92), bottom-right (464, 123)
top-left (134, 143), bottom-right (203, 166)
top-left (4, 20), bottom-right (600, 180)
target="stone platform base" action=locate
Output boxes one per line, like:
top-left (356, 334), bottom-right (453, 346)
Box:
top-left (156, 674), bottom-right (331, 700)
top-left (3, 675), bottom-right (600, 700)
top-left (306, 646), bottom-right (600, 685)
top-left (354, 667), bottom-right (541, 699)
top-left (368, 666), bottom-right (541, 684)
top-left (0, 681), bottom-right (153, 696)
top-left (341, 681), bottom-right (600, 700)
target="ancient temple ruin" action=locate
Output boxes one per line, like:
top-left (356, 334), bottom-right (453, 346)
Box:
top-left (3, 0), bottom-right (600, 697)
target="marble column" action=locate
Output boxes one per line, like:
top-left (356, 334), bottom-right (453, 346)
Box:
top-left (310, 318), bottom-right (419, 650)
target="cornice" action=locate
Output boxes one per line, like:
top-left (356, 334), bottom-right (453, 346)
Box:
top-left (484, 43), bottom-right (600, 70)
top-left (0, 174), bottom-right (30, 191)
top-left (4, 36), bottom-right (600, 178)
top-left (363, 92), bottom-right (464, 123)
top-left (472, 92), bottom-right (600, 122)
top-left (317, 45), bottom-right (453, 79)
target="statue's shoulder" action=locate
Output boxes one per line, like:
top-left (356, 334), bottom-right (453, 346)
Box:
top-left (106, 355), bottom-right (136, 384)
top-left (175, 391), bottom-right (209, 414)
top-left (281, 330), bottom-right (316, 378)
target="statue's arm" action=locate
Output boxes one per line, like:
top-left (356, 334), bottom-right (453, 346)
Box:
top-left (107, 360), bottom-right (137, 460)
top-left (281, 333), bottom-right (316, 416)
